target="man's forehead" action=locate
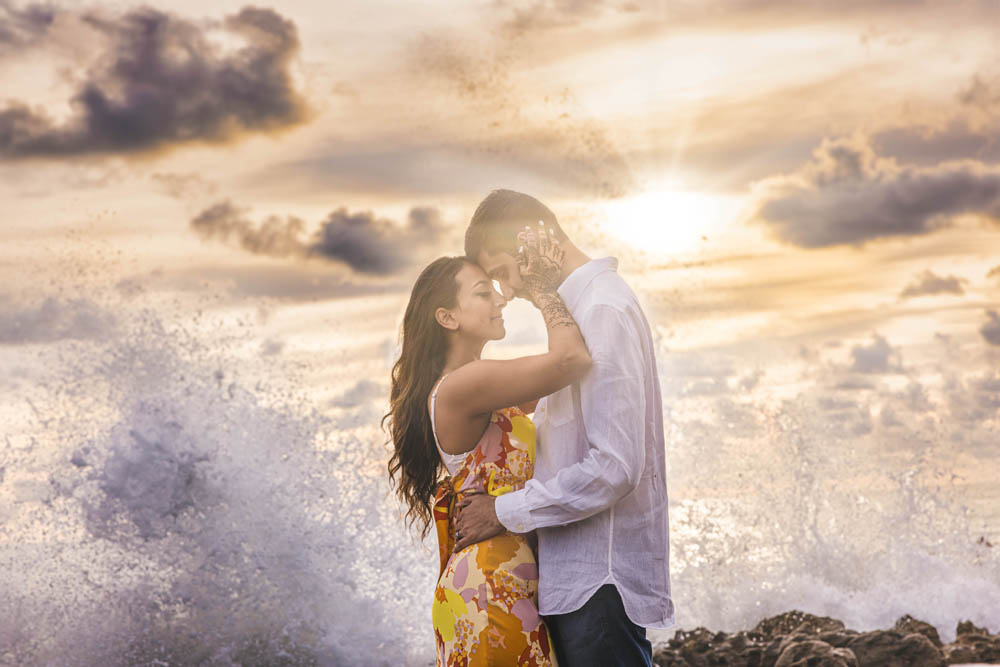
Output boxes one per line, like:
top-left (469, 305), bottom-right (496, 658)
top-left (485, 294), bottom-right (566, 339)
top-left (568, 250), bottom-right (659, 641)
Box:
top-left (476, 249), bottom-right (513, 273)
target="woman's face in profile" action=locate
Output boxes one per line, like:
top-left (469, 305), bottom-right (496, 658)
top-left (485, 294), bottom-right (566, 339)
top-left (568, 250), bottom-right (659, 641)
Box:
top-left (450, 262), bottom-right (507, 342)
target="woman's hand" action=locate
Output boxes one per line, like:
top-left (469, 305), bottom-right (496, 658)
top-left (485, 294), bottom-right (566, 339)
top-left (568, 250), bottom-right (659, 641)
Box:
top-left (517, 223), bottom-right (564, 306)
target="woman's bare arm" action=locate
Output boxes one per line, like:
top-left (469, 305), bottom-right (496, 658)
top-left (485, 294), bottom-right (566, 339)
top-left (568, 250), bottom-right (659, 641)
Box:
top-left (435, 227), bottom-right (590, 453)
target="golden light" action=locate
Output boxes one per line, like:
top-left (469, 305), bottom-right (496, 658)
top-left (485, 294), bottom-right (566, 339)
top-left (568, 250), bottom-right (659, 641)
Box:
top-left (600, 189), bottom-right (739, 256)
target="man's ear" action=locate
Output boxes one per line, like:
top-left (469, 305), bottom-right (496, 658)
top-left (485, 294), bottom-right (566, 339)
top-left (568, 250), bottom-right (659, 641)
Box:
top-left (435, 306), bottom-right (459, 331)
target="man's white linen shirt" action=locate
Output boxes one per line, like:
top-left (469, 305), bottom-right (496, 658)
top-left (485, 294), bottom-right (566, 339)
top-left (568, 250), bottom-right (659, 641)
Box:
top-left (494, 257), bottom-right (674, 629)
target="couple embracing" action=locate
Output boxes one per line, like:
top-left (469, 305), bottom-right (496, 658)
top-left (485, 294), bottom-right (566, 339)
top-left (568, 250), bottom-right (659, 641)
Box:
top-left (386, 189), bottom-right (673, 666)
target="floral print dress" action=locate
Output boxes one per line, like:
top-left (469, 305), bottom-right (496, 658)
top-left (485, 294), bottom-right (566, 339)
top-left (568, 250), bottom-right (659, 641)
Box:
top-left (431, 407), bottom-right (558, 666)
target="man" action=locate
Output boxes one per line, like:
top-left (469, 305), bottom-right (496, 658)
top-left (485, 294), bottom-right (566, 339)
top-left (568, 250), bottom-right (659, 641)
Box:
top-left (455, 189), bottom-right (673, 665)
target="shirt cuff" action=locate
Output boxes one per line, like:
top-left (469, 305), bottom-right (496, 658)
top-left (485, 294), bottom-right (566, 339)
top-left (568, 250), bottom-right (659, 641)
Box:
top-left (494, 489), bottom-right (535, 534)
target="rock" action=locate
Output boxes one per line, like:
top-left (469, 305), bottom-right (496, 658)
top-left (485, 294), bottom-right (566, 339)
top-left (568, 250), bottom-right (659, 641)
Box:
top-left (774, 640), bottom-right (858, 667)
top-left (950, 622), bottom-right (1000, 664)
top-left (653, 611), bottom-right (996, 667)
top-left (845, 630), bottom-right (945, 667)
top-left (942, 643), bottom-right (980, 665)
top-left (754, 611), bottom-right (846, 641)
top-left (658, 627), bottom-right (772, 667)
top-left (651, 648), bottom-right (691, 667)
top-left (816, 630), bottom-right (859, 648)
top-left (894, 614), bottom-right (943, 647)
top-left (956, 620), bottom-right (990, 637)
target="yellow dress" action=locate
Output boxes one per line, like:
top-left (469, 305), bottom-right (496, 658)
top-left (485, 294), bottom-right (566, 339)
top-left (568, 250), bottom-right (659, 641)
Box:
top-left (431, 408), bottom-right (558, 666)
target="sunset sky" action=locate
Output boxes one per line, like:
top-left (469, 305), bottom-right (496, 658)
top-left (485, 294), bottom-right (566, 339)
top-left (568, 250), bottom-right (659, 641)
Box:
top-left (2, 0), bottom-right (1000, 645)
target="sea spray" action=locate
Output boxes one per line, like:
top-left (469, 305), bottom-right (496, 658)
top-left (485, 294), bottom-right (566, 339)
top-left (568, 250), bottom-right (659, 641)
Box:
top-left (1, 303), bottom-right (434, 665)
top-left (656, 353), bottom-right (1000, 645)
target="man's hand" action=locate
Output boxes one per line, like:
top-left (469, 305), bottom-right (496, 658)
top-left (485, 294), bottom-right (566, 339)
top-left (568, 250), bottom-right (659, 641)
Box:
top-left (454, 492), bottom-right (504, 552)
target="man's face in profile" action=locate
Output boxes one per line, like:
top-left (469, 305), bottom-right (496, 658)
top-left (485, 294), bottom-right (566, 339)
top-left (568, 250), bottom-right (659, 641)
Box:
top-left (476, 248), bottom-right (525, 302)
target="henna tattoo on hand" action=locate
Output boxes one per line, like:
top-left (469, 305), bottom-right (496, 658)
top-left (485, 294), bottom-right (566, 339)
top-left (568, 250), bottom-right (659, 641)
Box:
top-left (518, 225), bottom-right (565, 304)
top-left (521, 258), bottom-right (561, 298)
top-left (534, 292), bottom-right (577, 329)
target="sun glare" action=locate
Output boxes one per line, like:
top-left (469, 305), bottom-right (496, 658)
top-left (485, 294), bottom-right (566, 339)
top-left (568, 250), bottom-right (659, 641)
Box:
top-left (601, 189), bottom-right (738, 256)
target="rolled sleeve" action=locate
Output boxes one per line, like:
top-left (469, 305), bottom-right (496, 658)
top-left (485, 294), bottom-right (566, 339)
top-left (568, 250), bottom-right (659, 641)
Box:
top-left (495, 489), bottom-right (534, 534)
top-left (497, 305), bottom-right (647, 530)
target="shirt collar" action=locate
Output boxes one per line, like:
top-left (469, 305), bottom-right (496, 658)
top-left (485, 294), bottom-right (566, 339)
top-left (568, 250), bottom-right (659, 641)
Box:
top-left (557, 257), bottom-right (618, 311)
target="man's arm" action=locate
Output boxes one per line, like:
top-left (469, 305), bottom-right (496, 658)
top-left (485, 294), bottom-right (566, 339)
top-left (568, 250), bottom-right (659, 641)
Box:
top-left (494, 304), bottom-right (647, 533)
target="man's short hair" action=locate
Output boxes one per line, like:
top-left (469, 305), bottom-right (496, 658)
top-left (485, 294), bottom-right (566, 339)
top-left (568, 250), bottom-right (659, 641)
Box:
top-left (464, 189), bottom-right (565, 259)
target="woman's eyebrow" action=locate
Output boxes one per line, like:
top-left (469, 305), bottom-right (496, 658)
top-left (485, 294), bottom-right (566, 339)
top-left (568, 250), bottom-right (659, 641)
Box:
top-left (473, 280), bottom-right (490, 288)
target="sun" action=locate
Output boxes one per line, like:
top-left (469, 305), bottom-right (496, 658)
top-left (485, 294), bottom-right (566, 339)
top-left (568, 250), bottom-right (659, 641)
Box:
top-left (600, 189), bottom-right (738, 256)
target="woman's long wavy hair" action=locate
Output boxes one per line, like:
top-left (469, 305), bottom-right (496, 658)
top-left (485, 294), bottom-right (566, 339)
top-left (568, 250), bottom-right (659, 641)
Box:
top-left (383, 256), bottom-right (471, 537)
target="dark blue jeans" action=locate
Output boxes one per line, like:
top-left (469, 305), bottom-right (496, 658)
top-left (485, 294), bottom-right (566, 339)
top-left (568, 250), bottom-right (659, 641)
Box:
top-left (544, 584), bottom-right (652, 667)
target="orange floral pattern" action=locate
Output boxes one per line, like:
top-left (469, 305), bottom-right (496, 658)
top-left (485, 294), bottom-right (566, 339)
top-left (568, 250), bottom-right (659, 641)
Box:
top-left (432, 408), bottom-right (557, 666)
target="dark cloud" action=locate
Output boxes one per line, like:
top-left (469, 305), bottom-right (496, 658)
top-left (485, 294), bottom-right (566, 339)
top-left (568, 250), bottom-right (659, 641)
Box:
top-left (189, 201), bottom-right (448, 276)
top-left (0, 296), bottom-right (115, 344)
top-left (0, 6), bottom-right (306, 159)
top-left (753, 135), bottom-right (1000, 247)
top-left (849, 334), bottom-right (902, 374)
top-left (981, 310), bottom-right (1000, 346)
top-left (190, 201), bottom-right (307, 258)
top-left (899, 270), bottom-right (966, 299)
top-left (0, 1), bottom-right (54, 53)
top-left (310, 206), bottom-right (446, 274)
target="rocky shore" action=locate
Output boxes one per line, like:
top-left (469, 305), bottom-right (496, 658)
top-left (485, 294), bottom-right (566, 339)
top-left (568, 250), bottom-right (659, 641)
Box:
top-left (653, 611), bottom-right (1000, 666)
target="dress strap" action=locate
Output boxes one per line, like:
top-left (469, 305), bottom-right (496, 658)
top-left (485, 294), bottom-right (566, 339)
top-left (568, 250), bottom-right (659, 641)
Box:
top-left (430, 373), bottom-right (448, 451)
top-left (431, 374), bottom-right (468, 475)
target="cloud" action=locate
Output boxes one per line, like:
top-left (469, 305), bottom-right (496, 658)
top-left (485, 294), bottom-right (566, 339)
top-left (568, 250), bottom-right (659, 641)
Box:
top-left (493, 0), bottom-right (627, 37)
top-left (0, 6), bottom-right (307, 159)
top-left (873, 119), bottom-right (1000, 168)
top-left (899, 270), bottom-right (966, 299)
top-left (151, 172), bottom-right (218, 201)
top-left (959, 73), bottom-right (1000, 113)
top-left (849, 334), bottom-right (902, 374)
top-left (190, 201), bottom-right (308, 258)
top-left (981, 310), bottom-right (1000, 346)
top-left (945, 370), bottom-right (1000, 427)
top-left (752, 135), bottom-right (1000, 247)
top-left (0, 1), bottom-right (55, 53)
top-left (189, 201), bottom-right (449, 275)
top-left (0, 296), bottom-right (115, 344)
top-left (310, 206), bottom-right (446, 274)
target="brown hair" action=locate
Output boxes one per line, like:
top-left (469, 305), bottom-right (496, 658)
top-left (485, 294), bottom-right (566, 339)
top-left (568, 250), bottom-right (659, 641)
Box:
top-left (464, 189), bottom-right (564, 259)
top-left (383, 256), bottom-right (471, 536)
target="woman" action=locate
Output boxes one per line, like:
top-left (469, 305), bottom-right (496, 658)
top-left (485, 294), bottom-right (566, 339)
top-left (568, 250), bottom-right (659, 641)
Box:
top-left (385, 225), bottom-right (590, 666)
